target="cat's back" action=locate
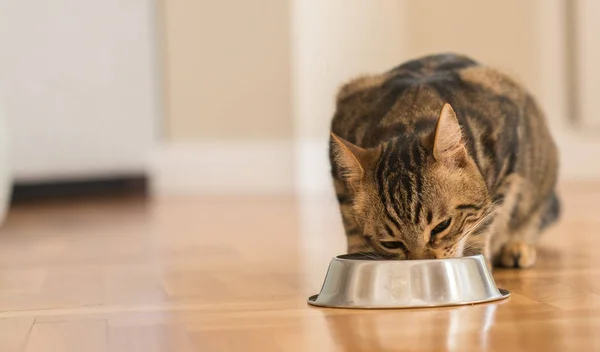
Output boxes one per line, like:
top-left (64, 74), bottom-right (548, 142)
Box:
top-left (331, 53), bottom-right (531, 148)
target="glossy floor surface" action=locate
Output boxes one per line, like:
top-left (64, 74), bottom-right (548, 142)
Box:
top-left (0, 182), bottom-right (598, 351)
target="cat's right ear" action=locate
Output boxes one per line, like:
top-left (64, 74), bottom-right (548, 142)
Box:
top-left (330, 133), bottom-right (380, 184)
top-left (433, 104), bottom-right (468, 165)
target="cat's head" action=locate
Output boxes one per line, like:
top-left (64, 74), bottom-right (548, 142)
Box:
top-left (331, 104), bottom-right (493, 259)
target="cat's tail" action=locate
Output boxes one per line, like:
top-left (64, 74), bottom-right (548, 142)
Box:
top-left (540, 192), bottom-right (561, 231)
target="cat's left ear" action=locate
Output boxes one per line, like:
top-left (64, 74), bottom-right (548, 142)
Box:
top-left (330, 133), bottom-right (381, 185)
top-left (433, 104), bottom-right (468, 164)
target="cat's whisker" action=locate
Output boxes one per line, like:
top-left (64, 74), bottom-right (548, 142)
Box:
top-left (462, 237), bottom-right (486, 253)
top-left (452, 206), bottom-right (498, 256)
top-left (358, 242), bottom-right (392, 260)
top-left (358, 248), bottom-right (382, 260)
top-left (359, 243), bottom-right (375, 255)
top-left (462, 204), bottom-right (499, 238)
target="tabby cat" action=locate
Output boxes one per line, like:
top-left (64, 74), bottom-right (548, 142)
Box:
top-left (329, 53), bottom-right (559, 268)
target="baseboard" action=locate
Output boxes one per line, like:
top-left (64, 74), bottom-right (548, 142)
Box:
top-left (148, 135), bottom-right (600, 197)
top-left (149, 141), bottom-right (295, 196)
top-left (11, 176), bottom-right (147, 203)
top-left (554, 130), bottom-right (600, 181)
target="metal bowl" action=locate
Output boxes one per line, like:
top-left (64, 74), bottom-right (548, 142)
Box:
top-left (308, 253), bottom-right (509, 309)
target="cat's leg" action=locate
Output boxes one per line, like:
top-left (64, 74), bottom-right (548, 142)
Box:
top-left (499, 191), bottom-right (560, 268)
top-left (498, 217), bottom-right (541, 268)
top-left (487, 175), bottom-right (541, 268)
top-left (486, 175), bottom-right (522, 266)
top-left (333, 178), bottom-right (366, 253)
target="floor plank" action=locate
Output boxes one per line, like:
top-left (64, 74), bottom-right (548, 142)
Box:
top-left (25, 320), bottom-right (108, 352)
top-left (0, 317), bottom-right (35, 352)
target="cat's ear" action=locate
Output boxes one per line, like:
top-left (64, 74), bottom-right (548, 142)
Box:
top-left (330, 133), bottom-right (380, 184)
top-left (433, 104), bottom-right (467, 163)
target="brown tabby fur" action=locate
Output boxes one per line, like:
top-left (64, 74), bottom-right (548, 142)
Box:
top-left (329, 53), bottom-right (559, 268)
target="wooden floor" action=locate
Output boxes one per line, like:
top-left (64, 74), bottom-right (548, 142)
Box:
top-left (0, 183), bottom-right (599, 351)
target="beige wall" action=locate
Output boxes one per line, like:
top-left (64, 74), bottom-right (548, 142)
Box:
top-left (405, 0), bottom-right (542, 100)
top-left (162, 0), bottom-right (559, 143)
top-left (162, 0), bottom-right (292, 142)
top-left (404, 0), bottom-right (566, 130)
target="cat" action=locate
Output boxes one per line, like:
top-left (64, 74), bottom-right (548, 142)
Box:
top-left (329, 53), bottom-right (559, 268)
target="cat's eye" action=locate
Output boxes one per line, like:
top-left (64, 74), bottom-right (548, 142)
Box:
top-left (430, 218), bottom-right (452, 241)
top-left (380, 241), bottom-right (407, 251)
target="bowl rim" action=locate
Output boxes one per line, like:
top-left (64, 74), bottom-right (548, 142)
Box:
top-left (334, 253), bottom-right (486, 263)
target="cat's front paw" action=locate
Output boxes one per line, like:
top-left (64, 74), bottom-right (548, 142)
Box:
top-left (500, 241), bottom-right (537, 268)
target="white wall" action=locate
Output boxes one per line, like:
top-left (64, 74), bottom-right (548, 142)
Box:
top-left (0, 0), bottom-right (159, 182)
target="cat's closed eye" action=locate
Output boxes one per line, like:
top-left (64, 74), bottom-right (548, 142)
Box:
top-left (380, 241), bottom-right (408, 251)
top-left (430, 218), bottom-right (452, 241)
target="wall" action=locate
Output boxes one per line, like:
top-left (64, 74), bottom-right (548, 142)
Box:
top-left (153, 0), bottom-right (294, 195)
top-left (162, 0), bottom-right (292, 142)
top-left (291, 0), bottom-right (408, 196)
top-left (403, 0), bottom-right (565, 128)
top-left (574, 0), bottom-right (600, 128)
top-left (0, 0), bottom-right (158, 182)
top-left (405, 0), bottom-right (541, 99)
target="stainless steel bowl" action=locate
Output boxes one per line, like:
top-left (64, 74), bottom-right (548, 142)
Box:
top-left (308, 253), bottom-right (509, 309)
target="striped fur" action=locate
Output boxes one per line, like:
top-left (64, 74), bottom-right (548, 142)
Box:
top-left (329, 53), bottom-right (559, 268)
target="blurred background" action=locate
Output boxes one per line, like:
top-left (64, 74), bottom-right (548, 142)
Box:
top-left (0, 0), bottom-right (598, 213)
top-left (1, 2), bottom-right (600, 349)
